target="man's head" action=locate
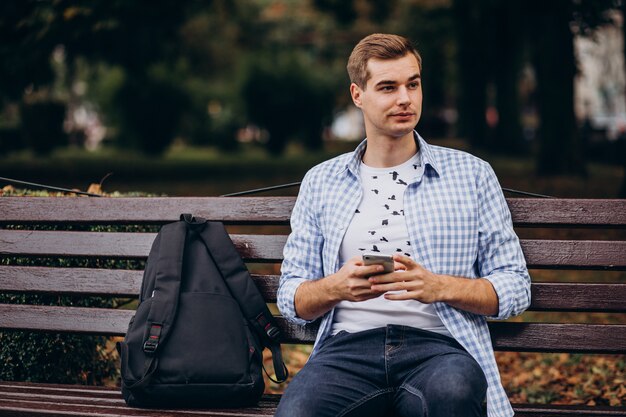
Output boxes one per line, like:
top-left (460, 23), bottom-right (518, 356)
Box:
top-left (348, 34), bottom-right (423, 143)
top-left (347, 33), bottom-right (422, 90)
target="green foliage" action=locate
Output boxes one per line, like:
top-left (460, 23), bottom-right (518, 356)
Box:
top-left (0, 294), bottom-right (118, 385)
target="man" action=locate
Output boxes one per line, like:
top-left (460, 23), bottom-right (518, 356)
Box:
top-left (276, 33), bottom-right (530, 417)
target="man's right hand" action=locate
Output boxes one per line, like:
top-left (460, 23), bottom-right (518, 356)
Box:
top-left (293, 256), bottom-right (391, 321)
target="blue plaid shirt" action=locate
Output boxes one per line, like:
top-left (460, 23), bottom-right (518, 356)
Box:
top-left (278, 132), bottom-right (531, 417)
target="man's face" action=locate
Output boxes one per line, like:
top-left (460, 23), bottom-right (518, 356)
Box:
top-left (350, 53), bottom-right (422, 141)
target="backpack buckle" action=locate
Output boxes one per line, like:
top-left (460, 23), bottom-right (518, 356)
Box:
top-left (143, 324), bottom-right (162, 354)
top-left (266, 325), bottom-right (280, 342)
top-left (256, 313), bottom-right (281, 343)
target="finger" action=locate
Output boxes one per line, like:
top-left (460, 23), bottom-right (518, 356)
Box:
top-left (393, 261), bottom-right (407, 271)
top-left (350, 255), bottom-right (365, 266)
top-left (370, 280), bottom-right (409, 293)
top-left (393, 254), bottom-right (417, 268)
top-left (357, 264), bottom-right (384, 278)
top-left (368, 271), bottom-right (405, 284)
top-left (383, 291), bottom-right (420, 301)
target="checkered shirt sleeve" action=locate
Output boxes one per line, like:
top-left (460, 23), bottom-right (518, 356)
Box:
top-left (477, 162), bottom-right (531, 320)
top-left (277, 169), bottom-right (324, 325)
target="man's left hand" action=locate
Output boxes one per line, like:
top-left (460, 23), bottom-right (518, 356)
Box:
top-left (368, 254), bottom-right (499, 316)
top-left (368, 254), bottom-right (446, 303)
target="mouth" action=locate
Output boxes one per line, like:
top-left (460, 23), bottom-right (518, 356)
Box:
top-left (390, 112), bottom-right (415, 118)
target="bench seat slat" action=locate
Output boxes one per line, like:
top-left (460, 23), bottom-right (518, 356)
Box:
top-left (2, 197), bottom-right (625, 227)
top-left (0, 385), bottom-right (624, 417)
top-left (0, 399), bottom-right (276, 416)
top-left (2, 230), bottom-right (626, 269)
top-left (0, 383), bottom-right (624, 417)
top-left (512, 403), bottom-right (626, 416)
top-left (2, 266), bottom-right (625, 312)
top-left (1, 304), bottom-right (624, 353)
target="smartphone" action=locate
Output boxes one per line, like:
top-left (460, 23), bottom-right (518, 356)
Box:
top-left (362, 253), bottom-right (394, 273)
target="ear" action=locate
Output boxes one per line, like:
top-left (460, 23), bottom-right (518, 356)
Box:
top-left (350, 83), bottom-right (363, 108)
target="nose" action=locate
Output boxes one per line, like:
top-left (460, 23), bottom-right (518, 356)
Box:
top-left (397, 86), bottom-right (410, 105)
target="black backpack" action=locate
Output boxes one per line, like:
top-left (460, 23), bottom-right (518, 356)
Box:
top-left (118, 214), bottom-right (288, 408)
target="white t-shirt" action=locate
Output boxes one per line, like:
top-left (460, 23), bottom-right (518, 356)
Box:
top-left (331, 152), bottom-right (451, 337)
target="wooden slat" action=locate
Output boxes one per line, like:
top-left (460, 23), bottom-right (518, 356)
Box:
top-left (0, 304), bottom-right (320, 345)
top-left (2, 230), bottom-right (625, 269)
top-left (0, 381), bottom-right (283, 416)
top-left (489, 322), bottom-right (626, 353)
top-left (2, 266), bottom-right (625, 313)
top-left (512, 403), bottom-right (626, 416)
top-left (1, 304), bottom-right (624, 353)
top-left (507, 199), bottom-right (626, 227)
top-left (0, 231), bottom-right (288, 262)
top-left (530, 282), bottom-right (626, 312)
top-left (0, 266), bottom-right (279, 301)
top-left (520, 240), bottom-right (626, 269)
top-left (2, 197), bottom-right (626, 227)
top-left (0, 266), bottom-right (143, 297)
top-left (0, 197), bottom-right (294, 225)
top-left (0, 383), bottom-right (624, 417)
top-left (0, 398), bottom-right (277, 417)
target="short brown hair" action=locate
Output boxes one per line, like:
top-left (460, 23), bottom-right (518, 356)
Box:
top-left (347, 33), bottom-right (422, 89)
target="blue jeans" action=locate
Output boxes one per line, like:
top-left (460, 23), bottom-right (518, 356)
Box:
top-left (276, 325), bottom-right (487, 417)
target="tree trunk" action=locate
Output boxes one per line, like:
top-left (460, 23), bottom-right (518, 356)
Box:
top-left (528, 0), bottom-right (585, 176)
top-left (617, 1), bottom-right (626, 198)
top-left (453, 0), bottom-right (489, 149)
top-left (492, 0), bottom-right (526, 154)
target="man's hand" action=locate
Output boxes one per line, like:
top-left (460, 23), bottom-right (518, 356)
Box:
top-left (294, 256), bottom-right (387, 320)
top-left (368, 254), bottom-right (499, 316)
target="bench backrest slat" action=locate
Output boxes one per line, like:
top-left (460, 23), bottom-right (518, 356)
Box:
top-left (2, 197), bottom-right (625, 227)
top-left (0, 231), bottom-right (287, 263)
top-left (1, 304), bottom-right (624, 354)
top-left (2, 230), bottom-right (625, 269)
top-left (507, 199), bottom-right (626, 227)
top-left (1, 266), bottom-right (625, 313)
top-left (0, 197), bottom-right (294, 225)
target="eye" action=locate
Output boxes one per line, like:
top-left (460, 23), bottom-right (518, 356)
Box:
top-left (380, 86), bottom-right (395, 92)
top-left (408, 81), bottom-right (420, 89)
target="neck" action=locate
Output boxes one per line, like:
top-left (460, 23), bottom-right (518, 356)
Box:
top-left (361, 132), bottom-right (418, 168)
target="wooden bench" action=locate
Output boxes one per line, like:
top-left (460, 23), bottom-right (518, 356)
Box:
top-left (0, 196), bottom-right (625, 417)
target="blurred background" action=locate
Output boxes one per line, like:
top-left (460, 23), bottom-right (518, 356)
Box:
top-left (1, 0), bottom-right (625, 197)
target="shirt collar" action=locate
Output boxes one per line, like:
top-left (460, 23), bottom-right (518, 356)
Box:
top-left (340, 131), bottom-right (440, 178)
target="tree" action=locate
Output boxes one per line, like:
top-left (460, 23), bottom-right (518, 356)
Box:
top-left (453, 0), bottom-right (490, 149)
top-left (526, 0), bottom-right (584, 175)
top-left (491, 0), bottom-right (526, 154)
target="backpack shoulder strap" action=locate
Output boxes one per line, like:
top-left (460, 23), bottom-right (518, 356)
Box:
top-left (124, 218), bottom-right (188, 390)
top-left (143, 219), bottom-right (188, 354)
top-left (197, 221), bottom-right (288, 383)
